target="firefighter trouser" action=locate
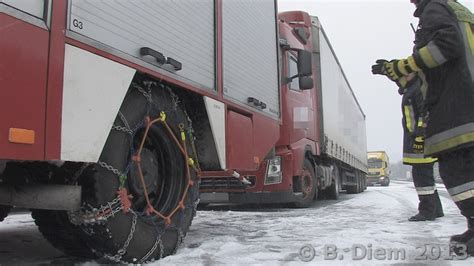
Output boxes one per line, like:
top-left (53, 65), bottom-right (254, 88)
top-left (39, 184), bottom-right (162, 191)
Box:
top-left (412, 163), bottom-right (443, 217)
top-left (439, 147), bottom-right (474, 225)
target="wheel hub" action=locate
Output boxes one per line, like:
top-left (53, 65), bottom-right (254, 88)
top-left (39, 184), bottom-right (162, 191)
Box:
top-left (129, 147), bottom-right (159, 208)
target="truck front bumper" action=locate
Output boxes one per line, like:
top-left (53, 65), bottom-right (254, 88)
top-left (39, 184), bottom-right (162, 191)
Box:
top-left (200, 190), bottom-right (297, 205)
top-left (367, 177), bottom-right (389, 186)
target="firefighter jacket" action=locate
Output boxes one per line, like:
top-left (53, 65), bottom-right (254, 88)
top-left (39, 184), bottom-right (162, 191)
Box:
top-left (412, 0), bottom-right (474, 156)
top-left (401, 74), bottom-right (438, 165)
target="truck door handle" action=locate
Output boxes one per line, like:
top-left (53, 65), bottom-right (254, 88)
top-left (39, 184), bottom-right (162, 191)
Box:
top-left (166, 57), bottom-right (182, 71)
top-left (140, 47), bottom-right (166, 64)
top-left (247, 97), bottom-right (267, 110)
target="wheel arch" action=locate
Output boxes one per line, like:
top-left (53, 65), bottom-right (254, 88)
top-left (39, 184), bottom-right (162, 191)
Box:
top-left (289, 139), bottom-right (316, 177)
top-left (129, 74), bottom-right (222, 171)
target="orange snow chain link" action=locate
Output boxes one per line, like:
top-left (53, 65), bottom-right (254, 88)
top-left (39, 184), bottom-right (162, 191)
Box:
top-left (131, 112), bottom-right (197, 226)
top-left (117, 188), bottom-right (133, 214)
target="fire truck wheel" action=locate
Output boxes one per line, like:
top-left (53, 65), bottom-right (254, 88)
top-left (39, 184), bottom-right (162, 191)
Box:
top-left (293, 159), bottom-right (317, 208)
top-left (0, 205), bottom-right (11, 222)
top-left (28, 163), bottom-right (97, 259)
top-left (77, 83), bottom-right (198, 263)
top-left (31, 210), bottom-right (97, 258)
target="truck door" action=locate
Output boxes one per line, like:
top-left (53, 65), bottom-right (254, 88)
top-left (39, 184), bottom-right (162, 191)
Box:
top-left (0, 1), bottom-right (51, 160)
top-left (285, 52), bottom-right (316, 143)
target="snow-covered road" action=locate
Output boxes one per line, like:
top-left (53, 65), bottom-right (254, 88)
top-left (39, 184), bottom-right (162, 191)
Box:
top-left (0, 181), bottom-right (472, 265)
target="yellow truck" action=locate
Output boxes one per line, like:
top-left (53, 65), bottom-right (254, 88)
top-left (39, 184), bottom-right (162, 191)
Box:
top-left (367, 151), bottom-right (390, 186)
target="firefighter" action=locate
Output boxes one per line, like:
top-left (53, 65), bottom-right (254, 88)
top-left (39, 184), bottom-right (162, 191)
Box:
top-left (398, 72), bottom-right (444, 221)
top-left (372, 0), bottom-right (474, 254)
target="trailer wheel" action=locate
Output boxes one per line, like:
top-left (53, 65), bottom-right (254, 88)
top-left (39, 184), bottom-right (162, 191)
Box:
top-left (346, 173), bottom-right (359, 194)
top-left (362, 173), bottom-right (368, 191)
top-left (0, 205), bottom-right (10, 222)
top-left (326, 167), bottom-right (340, 200)
top-left (293, 159), bottom-right (317, 208)
top-left (362, 174), bottom-right (367, 191)
top-left (356, 173), bottom-right (362, 193)
top-left (75, 83), bottom-right (199, 263)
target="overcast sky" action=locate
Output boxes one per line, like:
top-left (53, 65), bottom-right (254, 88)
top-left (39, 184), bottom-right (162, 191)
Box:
top-left (278, 0), bottom-right (473, 163)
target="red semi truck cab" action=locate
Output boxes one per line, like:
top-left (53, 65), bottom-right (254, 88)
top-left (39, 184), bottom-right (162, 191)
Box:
top-left (199, 11), bottom-right (318, 204)
top-left (200, 11), bottom-right (368, 206)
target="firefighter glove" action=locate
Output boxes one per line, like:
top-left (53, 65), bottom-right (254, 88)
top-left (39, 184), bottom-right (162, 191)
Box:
top-left (385, 57), bottom-right (422, 81)
top-left (371, 59), bottom-right (388, 75)
top-left (372, 57), bottom-right (420, 81)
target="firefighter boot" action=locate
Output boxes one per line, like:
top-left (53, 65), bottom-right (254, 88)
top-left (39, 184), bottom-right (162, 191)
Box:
top-left (409, 194), bottom-right (437, 221)
top-left (450, 217), bottom-right (474, 256)
top-left (434, 190), bottom-right (444, 218)
top-left (408, 213), bottom-right (436, 221)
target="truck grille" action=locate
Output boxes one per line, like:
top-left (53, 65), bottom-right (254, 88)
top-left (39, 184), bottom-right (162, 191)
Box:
top-left (199, 176), bottom-right (256, 192)
top-left (368, 172), bottom-right (380, 176)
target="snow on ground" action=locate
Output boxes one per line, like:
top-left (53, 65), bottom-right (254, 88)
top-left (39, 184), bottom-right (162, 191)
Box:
top-left (0, 213), bottom-right (66, 264)
top-left (0, 181), bottom-right (472, 265)
top-left (159, 181), bottom-right (471, 265)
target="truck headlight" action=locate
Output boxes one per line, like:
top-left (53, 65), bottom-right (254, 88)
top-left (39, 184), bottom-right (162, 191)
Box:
top-left (380, 176), bottom-right (385, 180)
top-left (265, 156), bottom-right (282, 185)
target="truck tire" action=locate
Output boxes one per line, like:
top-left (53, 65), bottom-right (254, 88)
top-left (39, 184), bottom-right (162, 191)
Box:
top-left (357, 174), bottom-right (363, 193)
top-left (26, 163), bottom-right (96, 259)
top-left (0, 205), bottom-right (11, 222)
top-left (31, 210), bottom-right (96, 258)
top-left (293, 158), bottom-right (317, 208)
top-left (75, 83), bottom-right (199, 263)
top-left (326, 167), bottom-right (340, 200)
top-left (346, 173), bottom-right (360, 194)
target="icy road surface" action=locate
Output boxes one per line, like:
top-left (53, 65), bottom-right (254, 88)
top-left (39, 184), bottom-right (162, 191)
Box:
top-left (0, 181), bottom-right (472, 265)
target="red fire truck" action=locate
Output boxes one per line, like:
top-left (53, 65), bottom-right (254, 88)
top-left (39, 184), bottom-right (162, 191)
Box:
top-left (0, 0), bottom-right (367, 262)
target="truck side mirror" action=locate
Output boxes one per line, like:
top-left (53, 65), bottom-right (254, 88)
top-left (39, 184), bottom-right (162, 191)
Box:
top-left (299, 76), bottom-right (313, 90)
top-left (297, 49), bottom-right (312, 77)
top-left (297, 49), bottom-right (313, 90)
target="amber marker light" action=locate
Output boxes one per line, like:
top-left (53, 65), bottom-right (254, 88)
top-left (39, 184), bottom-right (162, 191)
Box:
top-left (8, 128), bottom-right (35, 145)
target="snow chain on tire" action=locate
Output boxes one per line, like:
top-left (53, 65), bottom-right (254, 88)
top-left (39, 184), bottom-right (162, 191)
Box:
top-left (68, 80), bottom-right (200, 263)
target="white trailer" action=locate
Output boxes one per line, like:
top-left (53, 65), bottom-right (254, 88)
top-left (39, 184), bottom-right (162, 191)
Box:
top-left (311, 17), bottom-right (368, 193)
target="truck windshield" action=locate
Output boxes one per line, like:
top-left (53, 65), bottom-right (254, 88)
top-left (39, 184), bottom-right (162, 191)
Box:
top-left (368, 159), bottom-right (383, 169)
